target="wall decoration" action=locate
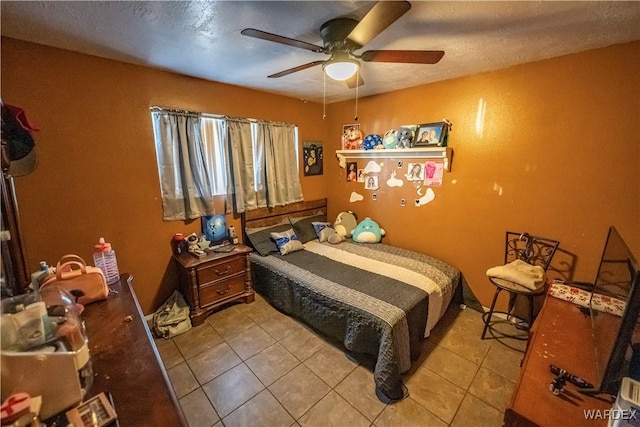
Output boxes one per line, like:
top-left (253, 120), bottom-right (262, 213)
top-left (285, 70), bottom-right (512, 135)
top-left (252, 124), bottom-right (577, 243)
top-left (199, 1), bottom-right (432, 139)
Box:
top-left (303, 141), bottom-right (323, 176)
top-left (357, 169), bottom-right (365, 182)
top-left (414, 122), bottom-right (449, 147)
top-left (405, 162), bottom-right (425, 181)
top-left (415, 188), bottom-right (436, 206)
top-left (346, 162), bottom-right (357, 182)
top-left (342, 124), bottom-right (363, 150)
top-left (363, 160), bottom-right (382, 174)
top-left (387, 170), bottom-right (404, 187)
top-left (424, 160), bottom-right (444, 187)
top-left (350, 191), bottom-right (364, 203)
top-left (365, 176), bottom-right (379, 190)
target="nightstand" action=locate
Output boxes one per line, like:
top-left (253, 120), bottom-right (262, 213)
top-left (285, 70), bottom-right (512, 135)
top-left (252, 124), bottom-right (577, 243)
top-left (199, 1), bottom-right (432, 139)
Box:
top-left (173, 244), bottom-right (254, 326)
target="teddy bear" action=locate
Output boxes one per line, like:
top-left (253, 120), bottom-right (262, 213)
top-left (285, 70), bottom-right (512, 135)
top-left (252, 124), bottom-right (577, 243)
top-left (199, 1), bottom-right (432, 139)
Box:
top-left (342, 127), bottom-right (363, 150)
top-left (397, 127), bottom-right (414, 149)
top-left (351, 218), bottom-right (386, 243)
top-left (334, 211), bottom-right (358, 238)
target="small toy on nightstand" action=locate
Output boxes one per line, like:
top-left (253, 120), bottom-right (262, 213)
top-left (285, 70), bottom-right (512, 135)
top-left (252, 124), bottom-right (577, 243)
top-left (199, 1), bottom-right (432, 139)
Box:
top-left (229, 226), bottom-right (239, 245)
top-left (186, 233), bottom-right (206, 258)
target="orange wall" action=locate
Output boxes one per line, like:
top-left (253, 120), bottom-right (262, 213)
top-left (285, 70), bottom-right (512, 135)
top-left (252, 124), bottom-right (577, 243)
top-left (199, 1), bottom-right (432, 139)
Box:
top-left (325, 41), bottom-right (640, 307)
top-left (1, 37), bottom-right (327, 313)
top-left (2, 37), bottom-right (639, 313)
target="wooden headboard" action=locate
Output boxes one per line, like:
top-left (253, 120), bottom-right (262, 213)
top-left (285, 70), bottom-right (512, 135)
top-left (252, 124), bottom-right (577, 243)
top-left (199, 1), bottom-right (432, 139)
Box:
top-left (241, 198), bottom-right (327, 230)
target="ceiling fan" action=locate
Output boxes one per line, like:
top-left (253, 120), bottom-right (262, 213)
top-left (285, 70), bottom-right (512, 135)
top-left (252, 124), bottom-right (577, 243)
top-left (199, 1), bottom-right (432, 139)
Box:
top-left (241, 1), bottom-right (444, 88)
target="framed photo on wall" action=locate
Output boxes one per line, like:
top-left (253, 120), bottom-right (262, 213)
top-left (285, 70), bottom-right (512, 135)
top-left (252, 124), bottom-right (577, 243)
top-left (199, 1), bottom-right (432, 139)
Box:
top-left (413, 122), bottom-right (449, 147)
top-left (346, 161), bottom-right (357, 182)
top-left (303, 141), bottom-right (323, 176)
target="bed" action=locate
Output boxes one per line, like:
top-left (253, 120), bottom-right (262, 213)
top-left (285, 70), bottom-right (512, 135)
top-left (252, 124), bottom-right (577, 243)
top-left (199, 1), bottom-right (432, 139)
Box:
top-left (242, 199), bottom-right (461, 401)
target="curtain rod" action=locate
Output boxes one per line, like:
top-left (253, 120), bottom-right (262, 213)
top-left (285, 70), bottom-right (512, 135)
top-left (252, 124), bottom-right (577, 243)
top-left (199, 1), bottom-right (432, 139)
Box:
top-left (149, 106), bottom-right (295, 127)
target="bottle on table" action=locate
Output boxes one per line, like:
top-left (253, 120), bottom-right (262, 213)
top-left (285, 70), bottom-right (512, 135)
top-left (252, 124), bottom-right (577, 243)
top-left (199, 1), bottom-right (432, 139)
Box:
top-left (93, 237), bottom-right (120, 285)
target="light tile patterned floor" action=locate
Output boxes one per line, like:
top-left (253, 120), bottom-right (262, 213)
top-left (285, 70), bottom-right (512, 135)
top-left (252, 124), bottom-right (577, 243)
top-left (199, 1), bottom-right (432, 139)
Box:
top-left (155, 293), bottom-right (525, 427)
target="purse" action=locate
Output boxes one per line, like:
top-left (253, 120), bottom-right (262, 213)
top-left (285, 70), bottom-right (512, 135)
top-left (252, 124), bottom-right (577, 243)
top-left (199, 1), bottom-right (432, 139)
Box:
top-left (40, 254), bottom-right (109, 305)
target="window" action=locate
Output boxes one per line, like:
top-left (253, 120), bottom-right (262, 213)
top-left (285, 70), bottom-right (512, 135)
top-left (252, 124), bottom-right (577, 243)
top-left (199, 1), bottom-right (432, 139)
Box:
top-left (151, 109), bottom-right (303, 220)
top-left (200, 117), bottom-right (227, 196)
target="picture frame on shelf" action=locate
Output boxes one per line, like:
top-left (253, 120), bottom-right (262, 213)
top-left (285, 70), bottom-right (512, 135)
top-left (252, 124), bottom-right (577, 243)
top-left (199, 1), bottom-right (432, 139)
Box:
top-left (413, 122), bottom-right (449, 147)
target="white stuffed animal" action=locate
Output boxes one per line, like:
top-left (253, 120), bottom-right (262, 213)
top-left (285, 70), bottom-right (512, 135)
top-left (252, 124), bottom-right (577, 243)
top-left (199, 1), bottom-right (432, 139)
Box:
top-left (334, 211), bottom-right (358, 238)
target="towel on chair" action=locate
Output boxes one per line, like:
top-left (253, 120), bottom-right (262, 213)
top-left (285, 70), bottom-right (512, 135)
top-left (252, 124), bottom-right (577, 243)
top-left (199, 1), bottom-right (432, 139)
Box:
top-left (486, 259), bottom-right (545, 290)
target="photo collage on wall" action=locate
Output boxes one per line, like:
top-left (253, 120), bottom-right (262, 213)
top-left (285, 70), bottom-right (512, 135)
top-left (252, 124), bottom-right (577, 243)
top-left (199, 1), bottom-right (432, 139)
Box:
top-left (341, 121), bottom-right (450, 207)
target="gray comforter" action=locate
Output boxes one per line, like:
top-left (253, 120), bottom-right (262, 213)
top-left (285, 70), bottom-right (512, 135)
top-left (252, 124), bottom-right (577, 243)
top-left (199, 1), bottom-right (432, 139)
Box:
top-left (250, 240), bottom-right (461, 401)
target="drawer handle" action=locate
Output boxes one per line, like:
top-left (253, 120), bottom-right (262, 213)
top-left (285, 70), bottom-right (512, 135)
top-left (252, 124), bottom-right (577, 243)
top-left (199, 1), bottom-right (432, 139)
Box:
top-left (216, 286), bottom-right (231, 295)
top-left (214, 266), bottom-right (231, 275)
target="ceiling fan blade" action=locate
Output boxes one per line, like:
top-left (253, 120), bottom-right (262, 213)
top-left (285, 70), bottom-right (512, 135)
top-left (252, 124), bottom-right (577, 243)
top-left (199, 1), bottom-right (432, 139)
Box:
top-left (345, 73), bottom-right (364, 89)
top-left (347, 1), bottom-right (412, 48)
top-left (361, 50), bottom-right (445, 64)
top-left (268, 61), bottom-right (326, 78)
top-left (241, 28), bottom-right (323, 53)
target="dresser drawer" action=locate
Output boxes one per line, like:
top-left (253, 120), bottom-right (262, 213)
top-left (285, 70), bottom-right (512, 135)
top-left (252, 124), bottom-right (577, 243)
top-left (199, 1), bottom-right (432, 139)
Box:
top-left (197, 256), bottom-right (246, 285)
top-left (199, 274), bottom-right (246, 307)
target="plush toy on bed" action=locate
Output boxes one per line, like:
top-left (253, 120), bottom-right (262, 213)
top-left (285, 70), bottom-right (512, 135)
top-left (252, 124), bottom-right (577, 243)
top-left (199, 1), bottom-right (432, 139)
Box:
top-left (351, 217), bottom-right (386, 243)
top-left (334, 211), bottom-right (358, 238)
top-left (313, 222), bottom-right (345, 244)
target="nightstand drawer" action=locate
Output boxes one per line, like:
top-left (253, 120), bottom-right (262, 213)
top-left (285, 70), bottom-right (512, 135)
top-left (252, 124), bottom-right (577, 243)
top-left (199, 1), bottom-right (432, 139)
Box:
top-left (197, 256), bottom-right (245, 285)
top-left (199, 274), bottom-right (246, 307)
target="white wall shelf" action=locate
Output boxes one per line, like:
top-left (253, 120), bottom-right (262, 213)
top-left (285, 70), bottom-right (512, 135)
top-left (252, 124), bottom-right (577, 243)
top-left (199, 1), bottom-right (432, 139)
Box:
top-left (336, 147), bottom-right (452, 171)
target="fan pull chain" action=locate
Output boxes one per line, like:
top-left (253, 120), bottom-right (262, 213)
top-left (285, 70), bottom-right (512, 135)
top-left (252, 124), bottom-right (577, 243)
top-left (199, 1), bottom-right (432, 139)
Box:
top-left (323, 72), bottom-right (327, 120)
top-left (354, 68), bottom-right (359, 121)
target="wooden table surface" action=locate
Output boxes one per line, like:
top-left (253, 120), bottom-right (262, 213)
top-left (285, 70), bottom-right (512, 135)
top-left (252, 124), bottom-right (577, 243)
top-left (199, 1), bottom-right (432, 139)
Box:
top-left (83, 274), bottom-right (187, 426)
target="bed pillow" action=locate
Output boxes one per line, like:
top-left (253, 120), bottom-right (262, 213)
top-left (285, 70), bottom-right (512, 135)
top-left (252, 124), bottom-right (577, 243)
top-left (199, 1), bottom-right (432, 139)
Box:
top-left (245, 222), bottom-right (292, 256)
top-left (270, 228), bottom-right (304, 255)
top-left (289, 212), bottom-right (326, 243)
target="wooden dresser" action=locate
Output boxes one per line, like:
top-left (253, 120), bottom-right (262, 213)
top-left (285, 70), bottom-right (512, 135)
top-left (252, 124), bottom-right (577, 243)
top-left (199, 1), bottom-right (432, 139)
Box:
top-left (174, 244), bottom-right (254, 325)
top-left (83, 274), bottom-right (187, 426)
top-left (505, 291), bottom-right (614, 426)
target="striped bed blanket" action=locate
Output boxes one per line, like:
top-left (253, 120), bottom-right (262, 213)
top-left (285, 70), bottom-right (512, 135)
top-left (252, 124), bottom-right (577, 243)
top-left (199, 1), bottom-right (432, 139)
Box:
top-left (250, 240), bottom-right (461, 400)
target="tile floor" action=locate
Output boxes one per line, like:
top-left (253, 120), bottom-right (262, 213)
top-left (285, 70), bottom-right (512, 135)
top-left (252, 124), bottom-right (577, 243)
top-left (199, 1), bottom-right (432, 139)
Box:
top-left (155, 293), bottom-right (525, 427)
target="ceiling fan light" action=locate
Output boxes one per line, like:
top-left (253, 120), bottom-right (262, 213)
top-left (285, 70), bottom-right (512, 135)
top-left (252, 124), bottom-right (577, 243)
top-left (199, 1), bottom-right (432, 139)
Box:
top-left (323, 59), bottom-right (359, 81)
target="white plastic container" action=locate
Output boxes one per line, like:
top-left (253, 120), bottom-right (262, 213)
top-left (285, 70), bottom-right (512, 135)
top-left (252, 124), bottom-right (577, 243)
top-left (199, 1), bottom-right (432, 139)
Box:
top-left (93, 237), bottom-right (120, 284)
top-left (610, 377), bottom-right (640, 427)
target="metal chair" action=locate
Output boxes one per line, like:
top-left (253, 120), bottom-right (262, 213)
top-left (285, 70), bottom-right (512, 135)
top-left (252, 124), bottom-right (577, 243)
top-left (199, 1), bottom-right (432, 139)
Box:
top-left (481, 232), bottom-right (560, 345)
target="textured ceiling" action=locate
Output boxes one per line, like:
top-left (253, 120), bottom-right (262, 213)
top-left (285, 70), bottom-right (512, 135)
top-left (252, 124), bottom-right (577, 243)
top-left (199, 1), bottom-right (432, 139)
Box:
top-left (2, 1), bottom-right (639, 103)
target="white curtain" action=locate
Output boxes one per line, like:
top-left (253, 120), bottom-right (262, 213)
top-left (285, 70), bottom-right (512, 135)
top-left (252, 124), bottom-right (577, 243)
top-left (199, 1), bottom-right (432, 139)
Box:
top-left (225, 119), bottom-right (259, 213)
top-left (200, 117), bottom-right (227, 196)
top-left (258, 122), bottom-right (303, 208)
top-left (225, 120), bottom-right (303, 213)
top-left (152, 111), bottom-right (216, 220)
